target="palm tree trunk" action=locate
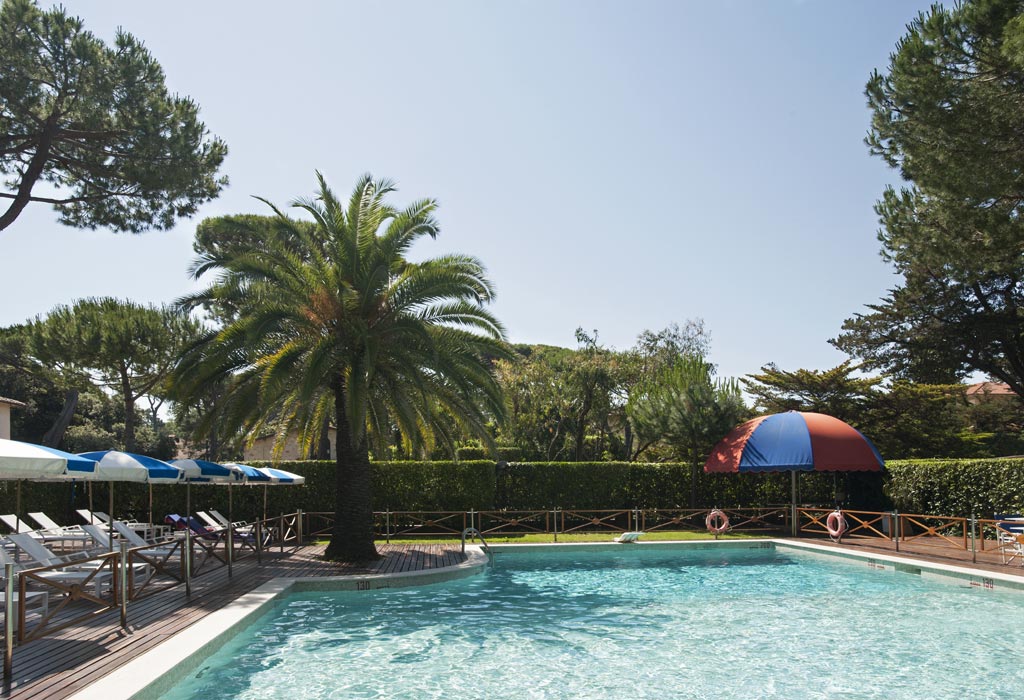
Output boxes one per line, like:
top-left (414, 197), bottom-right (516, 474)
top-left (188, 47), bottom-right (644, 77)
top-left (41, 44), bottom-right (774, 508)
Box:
top-left (325, 376), bottom-right (379, 562)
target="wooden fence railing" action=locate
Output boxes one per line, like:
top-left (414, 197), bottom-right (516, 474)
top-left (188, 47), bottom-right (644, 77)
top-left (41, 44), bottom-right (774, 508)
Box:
top-left (796, 507), bottom-right (1024, 564)
top-left (303, 507), bottom-right (792, 542)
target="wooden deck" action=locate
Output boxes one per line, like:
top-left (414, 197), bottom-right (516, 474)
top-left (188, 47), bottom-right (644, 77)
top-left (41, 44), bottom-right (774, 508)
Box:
top-left (2, 544), bottom-right (466, 700)
top-left (795, 533), bottom-right (1024, 576)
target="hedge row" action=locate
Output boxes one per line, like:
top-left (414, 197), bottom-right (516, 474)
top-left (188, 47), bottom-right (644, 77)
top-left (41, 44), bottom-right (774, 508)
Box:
top-left (884, 458), bottom-right (1024, 517)
top-left (0, 458), bottom-right (1020, 526)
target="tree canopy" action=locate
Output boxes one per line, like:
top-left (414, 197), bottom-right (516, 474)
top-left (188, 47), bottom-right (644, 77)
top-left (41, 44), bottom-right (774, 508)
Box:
top-left (627, 355), bottom-right (746, 505)
top-left (0, 0), bottom-right (227, 232)
top-left (27, 297), bottom-right (200, 452)
top-left (834, 0), bottom-right (1024, 396)
top-left (742, 361), bottom-right (881, 423)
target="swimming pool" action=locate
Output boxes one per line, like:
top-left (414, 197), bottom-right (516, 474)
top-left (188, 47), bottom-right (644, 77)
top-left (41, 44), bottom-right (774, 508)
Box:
top-left (155, 543), bottom-right (1024, 700)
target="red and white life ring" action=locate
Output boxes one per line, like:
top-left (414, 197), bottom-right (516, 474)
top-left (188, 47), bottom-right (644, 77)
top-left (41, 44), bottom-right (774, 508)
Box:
top-left (706, 509), bottom-right (730, 535)
top-left (826, 510), bottom-right (848, 540)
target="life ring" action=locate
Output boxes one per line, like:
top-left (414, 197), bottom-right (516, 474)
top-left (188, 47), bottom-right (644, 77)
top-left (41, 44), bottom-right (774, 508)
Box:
top-left (826, 510), bottom-right (847, 540)
top-left (706, 509), bottom-right (730, 535)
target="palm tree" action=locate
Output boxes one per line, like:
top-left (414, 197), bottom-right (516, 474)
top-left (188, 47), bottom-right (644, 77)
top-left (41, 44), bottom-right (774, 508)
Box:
top-left (176, 173), bottom-right (508, 561)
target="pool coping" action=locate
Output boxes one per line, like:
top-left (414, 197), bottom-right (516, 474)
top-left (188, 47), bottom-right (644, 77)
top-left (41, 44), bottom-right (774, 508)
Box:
top-left (67, 538), bottom-right (1024, 700)
top-left (775, 539), bottom-right (1024, 591)
top-left (66, 547), bottom-right (490, 700)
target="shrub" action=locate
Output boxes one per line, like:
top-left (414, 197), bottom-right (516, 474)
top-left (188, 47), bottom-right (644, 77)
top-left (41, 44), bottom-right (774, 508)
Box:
top-left (885, 458), bottom-right (1024, 516)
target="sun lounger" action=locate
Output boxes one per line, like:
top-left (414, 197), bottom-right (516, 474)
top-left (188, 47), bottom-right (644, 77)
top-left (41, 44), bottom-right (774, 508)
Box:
top-left (8, 532), bottom-right (145, 575)
top-left (197, 511), bottom-right (252, 537)
top-left (76, 509), bottom-right (110, 525)
top-left (164, 513), bottom-right (186, 531)
top-left (207, 511), bottom-right (258, 543)
top-left (209, 509), bottom-right (250, 529)
top-left (0, 548), bottom-right (49, 620)
top-left (80, 523), bottom-right (174, 581)
top-left (77, 510), bottom-right (140, 527)
top-left (26, 511), bottom-right (91, 546)
top-left (614, 531), bottom-right (644, 543)
top-left (3, 535), bottom-right (115, 597)
top-left (165, 514), bottom-right (221, 540)
top-left (2, 513), bottom-right (90, 547)
top-left (0, 514), bottom-right (32, 534)
top-left (995, 514), bottom-right (1024, 566)
top-left (109, 522), bottom-right (179, 555)
top-left (78, 509), bottom-right (164, 540)
top-left (195, 511), bottom-right (223, 529)
top-left (29, 512), bottom-right (83, 533)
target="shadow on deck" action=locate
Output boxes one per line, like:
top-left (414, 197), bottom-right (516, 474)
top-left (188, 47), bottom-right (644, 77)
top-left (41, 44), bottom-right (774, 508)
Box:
top-left (3, 543), bottom-right (466, 700)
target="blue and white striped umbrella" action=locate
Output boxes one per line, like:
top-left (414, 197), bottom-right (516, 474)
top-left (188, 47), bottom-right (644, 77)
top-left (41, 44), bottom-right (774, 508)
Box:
top-left (71, 451), bottom-right (183, 545)
top-left (171, 459), bottom-right (244, 484)
top-left (222, 464), bottom-right (304, 522)
top-left (0, 438), bottom-right (96, 479)
top-left (223, 463), bottom-right (272, 483)
top-left (255, 466), bottom-right (306, 485)
top-left (78, 450), bottom-right (184, 484)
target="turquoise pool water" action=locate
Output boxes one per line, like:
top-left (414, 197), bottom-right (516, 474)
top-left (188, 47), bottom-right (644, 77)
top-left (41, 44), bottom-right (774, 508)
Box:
top-left (159, 545), bottom-right (1024, 700)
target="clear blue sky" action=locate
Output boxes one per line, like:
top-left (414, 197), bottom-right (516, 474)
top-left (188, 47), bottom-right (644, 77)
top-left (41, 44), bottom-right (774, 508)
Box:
top-left (1, 0), bottom-right (939, 382)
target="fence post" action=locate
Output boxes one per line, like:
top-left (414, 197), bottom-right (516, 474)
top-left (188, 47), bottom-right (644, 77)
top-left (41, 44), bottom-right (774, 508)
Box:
top-left (970, 513), bottom-right (977, 563)
top-left (226, 525), bottom-right (234, 578)
top-left (255, 520), bottom-right (262, 565)
top-left (279, 514), bottom-right (285, 553)
top-left (553, 508), bottom-right (559, 543)
top-left (297, 509), bottom-right (304, 546)
top-left (4, 563), bottom-right (13, 685)
top-left (184, 528), bottom-right (193, 597)
top-left (120, 542), bottom-right (129, 629)
top-left (469, 509), bottom-right (475, 533)
top-left (893, 510), bottom-right (900, 552)
top-left (385, 510), bottom-right (391, 544)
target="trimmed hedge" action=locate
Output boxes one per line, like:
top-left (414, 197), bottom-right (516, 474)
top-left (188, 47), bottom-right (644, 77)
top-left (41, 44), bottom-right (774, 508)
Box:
top-left (497, 462), bottom-right (883, 510)
top-left (884, 458), bottom-right (1024, 516)
top-left (455, 447), bottom-right (523, 462)
top-left (1, 458), bottom-right (1020, 525)
top-left (0, 461), bottom-right (498, 525)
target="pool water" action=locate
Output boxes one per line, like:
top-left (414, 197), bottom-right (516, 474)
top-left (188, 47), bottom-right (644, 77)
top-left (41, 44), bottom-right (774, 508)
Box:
top-left (159, 545), bottom-right (1024, 700)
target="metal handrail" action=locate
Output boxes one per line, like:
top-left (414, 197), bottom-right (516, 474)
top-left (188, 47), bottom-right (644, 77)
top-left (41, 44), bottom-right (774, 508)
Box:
top-left (461, 527), bottom-right (493, 566)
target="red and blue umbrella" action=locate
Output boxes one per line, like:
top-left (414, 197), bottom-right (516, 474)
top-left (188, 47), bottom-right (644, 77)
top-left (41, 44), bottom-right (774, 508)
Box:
top-left (704, 411), bottom-right (883, 535)
top-left (704, 411), bottom-right (884, 474)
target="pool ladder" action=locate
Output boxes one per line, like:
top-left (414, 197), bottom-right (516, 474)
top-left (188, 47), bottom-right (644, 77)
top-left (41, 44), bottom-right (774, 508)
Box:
top-left (461, 527), bottom-right (493, 567)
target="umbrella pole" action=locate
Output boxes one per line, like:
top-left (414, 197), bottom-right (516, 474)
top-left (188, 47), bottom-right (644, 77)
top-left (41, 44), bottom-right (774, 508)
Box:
top-left (228, 483), bottom-right (233, 525)
top-left (108, 482), bottom-right (115, 551)
top-left (790, 471), bottom-right (798, 537)
top-left (149, 484), bottom-right (153, 527)
top-left (88, 481), bottom-right (94, 523)
top-left (15, 482), bottom-right (21, 531)
top-left (263, 484), bottom-right (268, 524)
top-left (186, 482), bottom-right (191, 531)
